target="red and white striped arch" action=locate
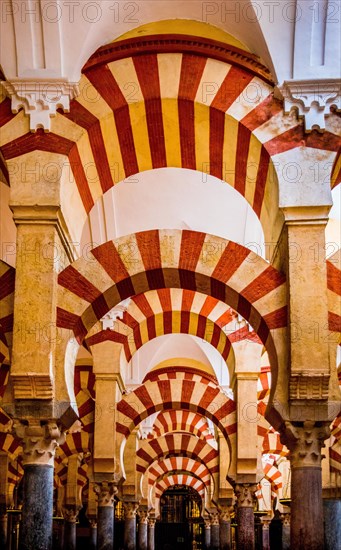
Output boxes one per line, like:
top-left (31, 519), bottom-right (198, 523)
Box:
top-left (147, 457), bottom-right (212, 489)
top-left (1, 39), bottom-right (339, 239)
top-left (74, 364), bottom-right (96, 433)
top-left (86, 288), bottom-right (239, 368)
top-left (153, 473), bottom-right (206, 516)
top-left (57, 229), bottom-right (288, 392)
top-left (116, 372), bottom-right (236, 449)
top-left (327, 255), bottom-right (341, 335)
top-left (136, 433), bottom-right (219, 475)
top-left (0, 260), bottom-right (15, 365)
top-left (54, 456), bottom-right (88, 489)
top-left (57, 432), bottom-right (91, 461)
top-left (154, 474), bottom-right (206, 501)
top-left (149, 410), bottom-right (215, 445)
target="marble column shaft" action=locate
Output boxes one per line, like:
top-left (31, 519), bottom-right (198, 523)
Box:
top-left (235, 484), bottom-right (256, 550)
top-left (94, 482), bottom-right (117, 550)
top-left (147, 519), bottom-right (156, 550)
top-left (137, 511), bottom-right (148, 550)
top-left (204, 520), bottom-right (211, 550)
top-left (323, 500), bottom-right (341, 550)
top-left (63, 519), bottom-right (76, 550)
top-left (90, 520), bottom-right (97, 549)
top-left (261, 520), bottom-right (270, 550)
top-left (19, 465), bottom-right (54, 550)
top-left (123, 502), bottom-right (138, 550)
top-left (0, 512), bottom-right (8, 549)
top-left (281, 421), bottom-right (329, 550)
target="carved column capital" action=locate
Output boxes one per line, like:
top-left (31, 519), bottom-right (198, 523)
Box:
top-left (209, 510), bottom-right (220, 526)
top-left (280, 421), bottom-right (330, 468)
top-left (93, 481), bottom-right (118, 507)
top-left (148, 517), bottom-right (156, 528)
top-left (14, 420), bottom-right (65, 467)
top-left (235, 484), bottom-right (257, 508)
top-left (123, 501), bottom-right (139, 519)
top-left (89, 519), bottom-right (97, 529)
top-left (138, 509), bottom-right (149, 524)
top-left (62, 506), bottom-right (79, 523)
top-left (261, 517), bottom-right (271, 530)
top-left (203, 515), bottom-right (211, 530)
top-left (219, 506), bottom-right (232, 523)
top-left (281, 513), bottom-right (291, 527)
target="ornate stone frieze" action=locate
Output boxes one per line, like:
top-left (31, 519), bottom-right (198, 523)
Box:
top-left (14, 420), bottom-right (65, 467)
top-left (1, 80), bottom-right (79, 132)
top-left (94, 481), bottom-right (118, 507)
top-left (276, 79), bottom-right (341, 132)
top-left (280, 421), bottom-right (330, 468)
top-left (235, 484), bottom-right (257, 508)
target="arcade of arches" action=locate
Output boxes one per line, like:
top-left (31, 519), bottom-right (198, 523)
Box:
top-left (0, 4), bottom-right (340, 550)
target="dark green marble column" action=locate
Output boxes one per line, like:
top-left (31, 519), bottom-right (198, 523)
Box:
top-left (94, 481), bottom-right (117, 550)
top-left (19, 464), bottom-right (54, 550)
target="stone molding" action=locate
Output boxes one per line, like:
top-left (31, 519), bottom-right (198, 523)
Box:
top-left (276, 78), bottom-right (341, 131)
top-left (235, 484), bottom-right (257, 508)
top-left (289, 373), bottom-right (330, 400)
top-left (123, 501), bottom-right (139, 519)
top-left (1, 80), bottom-right (79, 132)
top-left (14, 420), bottom-right (65, 467)
top-left (280, 421), bottom-right (330, 468)
top-left (94, 481), bottom-right (118, 507)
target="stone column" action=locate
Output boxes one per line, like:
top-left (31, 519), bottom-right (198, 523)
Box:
top-left (219, 507), bottom-right (231, 550)
top-left (203, 516), bottom-right (211, 549)
top-left (281, 513), bottom-right (290, 550)
top-left (123, 502), bottom-right (139, 550)
top-left (324, 500), bottom-right (341, 550)
top-left (0, 508), bottom-right (7, 549)
top-left (261, 518), bottom-right (271, 550)
top-left (16, 420), bottom-right (64, 550)
top-left (137, 509), bottom-right (148, 550)
top-left (210, 510), bottom-right (220, 550)
top-left (281, 421), bottom-right (330, 550)
top-left (235, 484), bottom-right (257, 550)
top-left (94, 481), bottom-right (117, 550)
top-left (89, 519), bottom-right (98, 549)
top-left (147, 517), bottom-right (156, 550)
top-left (62, 507), bottom-right (78, 550)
